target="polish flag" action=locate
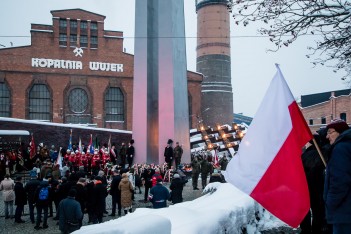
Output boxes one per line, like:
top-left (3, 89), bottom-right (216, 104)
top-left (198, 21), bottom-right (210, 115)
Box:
top-left (223, 65), bottom-right (312, 227)
top-left (213, 149), bottom-right (219, 168)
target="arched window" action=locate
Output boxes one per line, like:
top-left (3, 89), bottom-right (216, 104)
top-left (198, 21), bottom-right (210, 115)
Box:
top-left (105, 87), bottom-right (124, 121)
top-left (66, 88), bottom-right (90, 124)
top-left (0, 82), bottom-right (10, 117)
top-left (29, 84), bottom-right (51, 120)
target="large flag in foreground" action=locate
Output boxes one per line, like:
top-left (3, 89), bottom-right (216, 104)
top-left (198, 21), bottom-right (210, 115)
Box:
top-left (223, 65), bottom-right (312, 227)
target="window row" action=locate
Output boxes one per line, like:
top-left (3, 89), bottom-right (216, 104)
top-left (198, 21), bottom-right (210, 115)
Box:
top-left (309, 113), bottom-right (347, 125)
top-left (0, 83), bottom-right (124, 124)
top-left (59, 34), bottom-right (98, 48)
top-left (59, 18), bottom-right (98, 47)
top-left (59, 19), bottom-right (97, 31)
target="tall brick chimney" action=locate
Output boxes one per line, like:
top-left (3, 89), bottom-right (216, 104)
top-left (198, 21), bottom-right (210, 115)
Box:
top-left (196, 0), bottom-right (233, 127)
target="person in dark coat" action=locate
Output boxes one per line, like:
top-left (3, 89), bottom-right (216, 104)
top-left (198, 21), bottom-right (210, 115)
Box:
top-left (85, 176), bottom-right (95, 223)
top-left (324, 119), bottom-right (351, 234)
top-left (173, 142), bottom-right (183, 168)
top-left (74, 178), bottom-right (87, 214)
top-left (92, 176), bottom-right (108, 224)
top-left (164, 139), bottom-right (174, 169)
top-left (191, 156), bottom-right (201, 190)
top-left (200, 156), bottom-right (213, 189)
top-left (109, 169), bottom-right (122, 216)
top-left (119, 143), bottom-right (127, 169)
top-left (34, 180), bottom-right (52, 230)
top-left (14, 176), bottom-right (26, 223)
top-left (126, 140), bottom-right (135, 168)
top-left (24, 170), bottom-right (41, 224)
top-left (141, 168), bottom-right (154, 202)
top-left (169, 173), bottom-right (186, 204)
top-left (300, 133), bottom-right (329, 234)
top-left (149, 178), bottom-right (170, 209)
top-left (58, 189), bottom-right (83, 234)
top-left (219, 154), bottom-right (229, 171)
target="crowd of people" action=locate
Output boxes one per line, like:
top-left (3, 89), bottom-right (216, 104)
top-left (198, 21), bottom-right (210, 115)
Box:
top-left (0, 137), bottom-right (229, 233)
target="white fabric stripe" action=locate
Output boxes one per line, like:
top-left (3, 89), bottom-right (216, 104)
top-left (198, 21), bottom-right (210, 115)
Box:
top-left (223, 66), bottom-right (294, 194)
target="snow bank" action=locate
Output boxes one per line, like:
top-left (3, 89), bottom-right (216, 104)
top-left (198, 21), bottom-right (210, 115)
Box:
top-left (74, 183), bottom-right (287, 234)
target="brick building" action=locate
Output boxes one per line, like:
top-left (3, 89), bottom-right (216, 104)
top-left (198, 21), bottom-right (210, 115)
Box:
top-left (0, 9), bottom-right (202, 131)
top-left (300, 89), bottom-right (351, 133)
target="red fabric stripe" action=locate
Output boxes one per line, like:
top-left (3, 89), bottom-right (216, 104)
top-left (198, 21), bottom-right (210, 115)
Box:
top-left (250, 102), bottom-right (312, 227)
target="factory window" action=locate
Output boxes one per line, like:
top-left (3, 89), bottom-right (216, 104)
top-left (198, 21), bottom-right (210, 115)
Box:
top-left (59, 19), bottom-right (67, 28)
top-left (309, 119), bottom-right (313, 125)
top-left (90, 36), bottom-right (98, 48)
top-left (70, 34), bottom-right (77, 47)
top-left (80, 21), bottom-right (88, 35)
top-left (105, 87), bottom-right (124, 121)
top-left (70, 20), bottom-right (77, 34)
top-left (340, 113), bottom-right (347, 122)
top-left (80, 35), bottom-right (88, 48)
top-left (90, 22), bottom-right (98, 30)
top-left (66, 88), bottom-right (90, 124)
top-left (28, 84), bottom-right (51, 121)
top-left (321, 117), bottom-right (326, 124)
top-left (59, 34), bottom-right (67, 46)
top-left (0, 82), bottom-right (11, 117)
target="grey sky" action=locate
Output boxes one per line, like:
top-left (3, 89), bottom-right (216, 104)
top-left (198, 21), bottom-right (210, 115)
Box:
top-left (0, 0), bottom-right (346, 117)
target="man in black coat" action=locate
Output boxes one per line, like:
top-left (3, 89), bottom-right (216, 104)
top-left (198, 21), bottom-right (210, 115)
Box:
top-left (141, 168), bottom-right (154, 202)
top-left (126, 140), bottom-right (135, 168)
top-left (164, 139), bottom-right (174, 169)
top-left (169, 173), bottom-right (186, 204)
top-left (14, 176), bottom-right (26, 223)
top-left (109, 169), bottom-right (122, 216)
top-left (24, 170), bottom-right (41, 224)
top-left (92, 176), bottom-right (108, 224)
top-left (58, 189), bottom-right (83, 234)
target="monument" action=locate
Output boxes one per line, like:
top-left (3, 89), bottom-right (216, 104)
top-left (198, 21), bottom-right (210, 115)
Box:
top-left (132, 0), bottom-right (190, 164)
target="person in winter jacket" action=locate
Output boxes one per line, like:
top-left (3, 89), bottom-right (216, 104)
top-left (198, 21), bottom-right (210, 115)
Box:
top-left (25, 170), bottom-right (41, 223)
top-left (109, 169), bottom-right (122, 216)
top-left (300, 132), bottom-right (329, 234)
top-left (169, 173), bottom-right (186, 204)
top-left (0, 174), bottom-right (15, 219)
top-left (219, 154), bottom-right (229, 171)
top-left (200, 156), bottom-right (213, 189)
top-left (149, 178), bottom-right (170, 209)
top-left (14, 176), bottom-right (26, 223)
top-left (324, 119), bottom-right (351, 234)
top-left (58, 189), bottom-right (83, 234)
top-left (92, 176), bottom-right (108, 224)
top-left (164, 139), bottom-right (174, 169)
top-left (34, 180), bottom-right (52, 230)
top-left (118, 173), bottom-right (133, 215)
top-left (151, 168), bottom-right (163, 187)
top-left (191, 156), bottom-right (201, 190)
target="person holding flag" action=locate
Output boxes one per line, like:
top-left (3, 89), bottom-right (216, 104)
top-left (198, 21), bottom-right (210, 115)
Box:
top-left (68, 129), bottom-right (73, 151)
top-left (88, 134), bottom-right (94, 154)
top-left (223, 64), bottom-right (313, 228)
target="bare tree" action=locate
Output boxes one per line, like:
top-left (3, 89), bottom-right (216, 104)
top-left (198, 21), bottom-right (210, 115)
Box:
top-left (229, 0), bottom-right (351, 79)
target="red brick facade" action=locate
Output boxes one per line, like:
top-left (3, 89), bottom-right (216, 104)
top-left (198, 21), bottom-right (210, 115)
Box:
top-left (0, 9), bottom-right (202, 131)
top-left (301, 92), bottom-right (351, 133)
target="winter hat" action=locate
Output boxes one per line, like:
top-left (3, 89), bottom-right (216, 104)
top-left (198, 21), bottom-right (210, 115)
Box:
top-left (173, 174), bottom-right (180, 179)
top-left (98, 170), bottom-right (104, 177)
top-left (68, 189), bottom-right (77, 197)
top-left (156, 178), bottom-right (163, 183)
top-left (327, 119), bottom-right (349, 134)
top-left (130, 139), bottom-right (135, 144)
top-left (30, 169), bottom-right (37, 178)
top-left (39, 143), bottom-right (44, 147)
top-left (95, 176), bottom-right (102, 181)
top-left (167, 139), bottom-right (173, 144)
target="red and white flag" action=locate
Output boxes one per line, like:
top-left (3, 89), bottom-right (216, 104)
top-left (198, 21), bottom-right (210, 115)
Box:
top-left (29, 134), bottom-right (36, 159)
top-left (223, 65), bottom-right (312, 227)
top-left (56, 147), bottom-right (63, 170)
top-left (213, 149), bottom-right (219, 168)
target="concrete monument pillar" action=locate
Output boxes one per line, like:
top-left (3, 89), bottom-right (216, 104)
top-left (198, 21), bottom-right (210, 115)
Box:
top-left (133, 0), bottom-right (190, 164)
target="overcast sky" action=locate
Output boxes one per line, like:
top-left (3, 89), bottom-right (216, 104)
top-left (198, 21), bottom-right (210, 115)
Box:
top-left (0, 0), bottom-right (347, 117)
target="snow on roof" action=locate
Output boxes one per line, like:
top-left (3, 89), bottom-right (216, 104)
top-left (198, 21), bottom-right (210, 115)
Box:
top-left (0, 130), bottom-right (30, 136)
top-left (75, 183), bottom-right (286, 234)
top-left (0, 117), bottom-right (131, 134)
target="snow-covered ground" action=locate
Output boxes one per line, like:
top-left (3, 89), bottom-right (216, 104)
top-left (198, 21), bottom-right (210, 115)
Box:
top-left (74, 183), bottom-right (288, 234)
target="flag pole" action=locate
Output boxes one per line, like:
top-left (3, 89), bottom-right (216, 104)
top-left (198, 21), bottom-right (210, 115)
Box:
top-left (312, 138), bottom-right (327, 167)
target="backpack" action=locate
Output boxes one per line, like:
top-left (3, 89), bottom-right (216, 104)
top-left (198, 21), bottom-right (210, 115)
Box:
top-left (38, 187), bottom-right (49, 201)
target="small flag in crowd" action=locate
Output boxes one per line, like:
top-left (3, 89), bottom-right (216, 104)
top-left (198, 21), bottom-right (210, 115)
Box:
top-left (29, 134), bottom-right (36, 159)
top-left (56, 147), bottom-right (63, 170)
top-left (108, 134), bottom-right (111, 152)
top-left (213, 149), bottom-right (219, 168)
top-left (223, 65), bottom-right (312, 228)
top-left (68, 129), bottom-right (73, 151)
top-left (94, 136), bottom-right (99, 150)
top-left (79, 137), bottom-right (82, 153)
top-left (88, 134), bottom-right (94, 154)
